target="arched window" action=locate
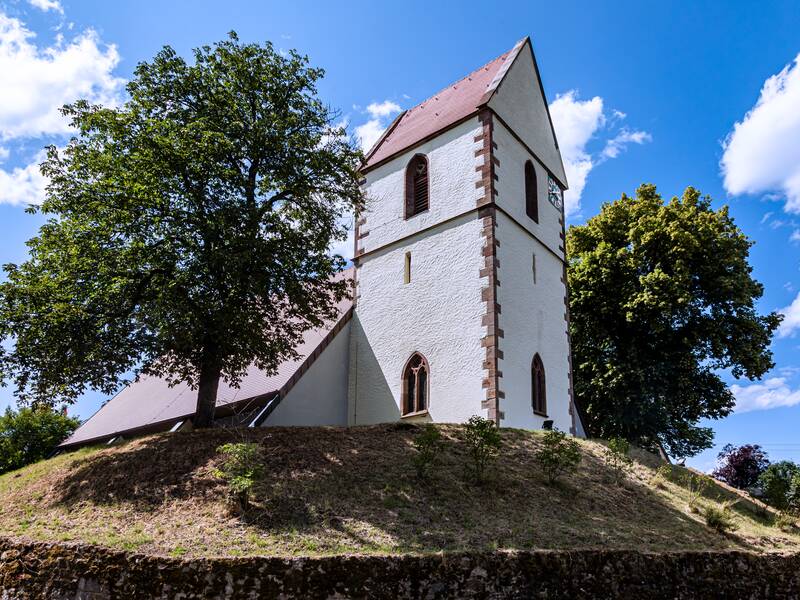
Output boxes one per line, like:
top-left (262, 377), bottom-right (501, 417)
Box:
top-left (401, 352), bottom-right (429, 416)
top-left (525, 160), bottom-right (538, 223)
top-left (405, 154), bottom-right (429, 218)
top-left (532, 354), bottom-right (546, 416)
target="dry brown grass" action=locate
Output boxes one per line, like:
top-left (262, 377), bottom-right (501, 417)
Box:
top-left (0, 424), bottom-right (798, 558)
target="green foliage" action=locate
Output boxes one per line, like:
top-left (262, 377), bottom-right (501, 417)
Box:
top-left (774, 512), bottom-right (798, 533)
top-left (683, 471), bottom-right (711, 514)
top-left (567, 184), bottom-right (781, 458)
top-left (605, 436), bottom-right (633, 484)
top-left (411, 424), bottom-right (443, 480)
top-left (214, 442), bottom-right (263, 512)
top-left (534, 428), bottom-right (582, 485)
top-left (651, 463), bottom-right (673, 490)
top-left (463, 416), bottom-right (501, 484)
top-left (702, 501), bottom-right (738, 534)
top-left (787, 471), bottom-right (800, 514)
top-left (0, 33), bottom-right (363, 427)
top-left (0, 406), bottom-right (80, 474)
top-left (758, 461), bottom-right (800, 511)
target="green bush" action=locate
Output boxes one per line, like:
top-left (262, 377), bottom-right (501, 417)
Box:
top-left (0, 407), bottom-right (80, 474)
top-left (651, 463), bottom-right (673, 489)
top-left (786, 472), bottom-right (800, 514)
top-left (702, 501), bottom-right (738, 534)
top-left (463, 415), bottom-right (501, 484)
top-left (605, 436), bottom-right (633, 484)
top-left (684, 471), bottom-right (710, 513)
top-left (758, 461), bottom-right (800, 511)
top-left (412, 424), bottom-right (443, 479)
top-left (534, 428), bottom-right (582, 485)
top-left (214, 442), bottom-right (263, 512)
top-left (774, 511), bottom-right (798, 533)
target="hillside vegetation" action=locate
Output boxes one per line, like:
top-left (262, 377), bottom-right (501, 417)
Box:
top-left (0, 424), bottom-right (797, 558)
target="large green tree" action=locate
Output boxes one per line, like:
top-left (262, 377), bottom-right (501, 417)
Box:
top-left (0, 33), bottom-right (362, 427)
top-left (567, 184), bottom-right (780, 458)
top-left (0, 407), bottom-right (80, 474)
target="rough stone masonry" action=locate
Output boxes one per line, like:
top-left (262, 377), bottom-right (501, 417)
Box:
top-left (1, 537), bottom-right (799, 599)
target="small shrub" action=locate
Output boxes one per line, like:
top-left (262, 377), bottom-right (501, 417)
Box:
top-left (534, 428), bottom-right (582, 485)
top-left (684, 472), bottom-right (710, 513)
top-left (463, 415), bottom-right (502, 484)
top-left (605, 436), bottom-right (633, 484)
top-left (412, 424), bottom-right (443, 479)
top-left (774, 511), bottom-right (799, 532)
top-left (651, 463), bottom-right (672, 489)
top-left (214, 442), bottom-right (263, 513)
top-left (702, 501), bottom-right (738, 534)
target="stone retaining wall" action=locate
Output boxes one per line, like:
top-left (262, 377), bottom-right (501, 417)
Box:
top-left (1, 537), bottom-right (798, 599)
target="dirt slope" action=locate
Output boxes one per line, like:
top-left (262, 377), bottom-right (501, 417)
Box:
top-left (0, 424), bottom-right (797, 558)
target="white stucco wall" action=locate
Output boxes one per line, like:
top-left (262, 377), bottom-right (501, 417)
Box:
top-left (493, 120), bottom-right (564, 259)
top-left (349, 213), bottom-right (486, 424)
top-left (359, 117), bottom-right (484, 252)
top-left (495, 210), bottom-right (572, 432)
top-left (264, 321), bottom-right (351, 426)
top-left (487, 46), bottom-right (567, 185)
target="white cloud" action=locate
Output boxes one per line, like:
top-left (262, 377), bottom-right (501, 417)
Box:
top-left (548, 91), bottom-right (651, 219)
top-left (355, 99), bottom-right (402, 153)
top-left (548, 91), bottom-right (604, 219)
top-left (0, 146), bottom-right (8, 162)
top-left (777, 292), bottom-right (800, 338)
top-left (721, 54), bottom-right (800, 213)
top-left (601, 128), bottom-right (652, 160)
top-left (0, 150), bottom-right (47, 206)
top-left (731, 377), bottom-right (800, 412)
top-left (366, 100), bottom-right (401, 119)
top-left (0, 12), bottom-right (124, 140)
top-left (27, 0), bottom-right (63, 13)
top-left (355, 120), bottom-right (387, 153)
top-left (791, 229), bottom-right (800, 243)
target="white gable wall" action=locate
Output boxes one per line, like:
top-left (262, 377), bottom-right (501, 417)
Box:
top-left (493, 120), bottom-right (563, 257)
top-left (487, 45), bottom-right (567, 186)
top-left (263, 320), bottom-right (351, 426)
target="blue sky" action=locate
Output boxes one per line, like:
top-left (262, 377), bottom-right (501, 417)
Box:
top-left (0, 0), bottom-right (799, 469)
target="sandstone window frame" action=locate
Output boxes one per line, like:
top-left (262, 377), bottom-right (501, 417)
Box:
top-left (401, 352), bottom-right (430, 417)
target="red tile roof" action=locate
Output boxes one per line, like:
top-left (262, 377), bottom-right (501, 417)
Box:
top-left (363, 38), bottom-right (527, 171)
top-left (61, 272), bottom-right (354, 448)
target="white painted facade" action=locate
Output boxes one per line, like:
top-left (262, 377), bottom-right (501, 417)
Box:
top-left (266, 321), bottom-right (351, 426)
top-left (348, 214), bottom-right (487, 424)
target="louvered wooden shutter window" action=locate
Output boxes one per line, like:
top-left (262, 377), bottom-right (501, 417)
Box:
top-left (525, 160), bottom-right (538, 223)
top-left (405, 155), bottom-right (429, 218)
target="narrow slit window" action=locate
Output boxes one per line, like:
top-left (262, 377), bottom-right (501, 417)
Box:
top-left (532, 353), bottom-right (547, 416)
top-left (525, 160), bottom-right (538, 223)
top-left (532, 252), bottom-right (537, 284)
top-left (404, 251), bottom-right (411, 284)
top-left (405, 154), bottom-right (429, 218)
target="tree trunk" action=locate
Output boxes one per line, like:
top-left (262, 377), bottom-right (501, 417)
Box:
top-left (194, 360), bottom-right (221, 429)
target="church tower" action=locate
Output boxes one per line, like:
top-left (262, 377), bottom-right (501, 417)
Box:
top-left (349, 38), bottom-right (578, 434)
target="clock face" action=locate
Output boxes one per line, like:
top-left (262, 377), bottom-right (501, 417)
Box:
top-left (548, 176), bottom-right (563, 210)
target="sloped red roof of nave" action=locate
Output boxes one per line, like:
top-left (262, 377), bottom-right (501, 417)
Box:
top-left (362, 38), bottom-right (528, 171)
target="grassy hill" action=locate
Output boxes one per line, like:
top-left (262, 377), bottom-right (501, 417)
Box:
top-left (0, 424), bottom-right (797, 558)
